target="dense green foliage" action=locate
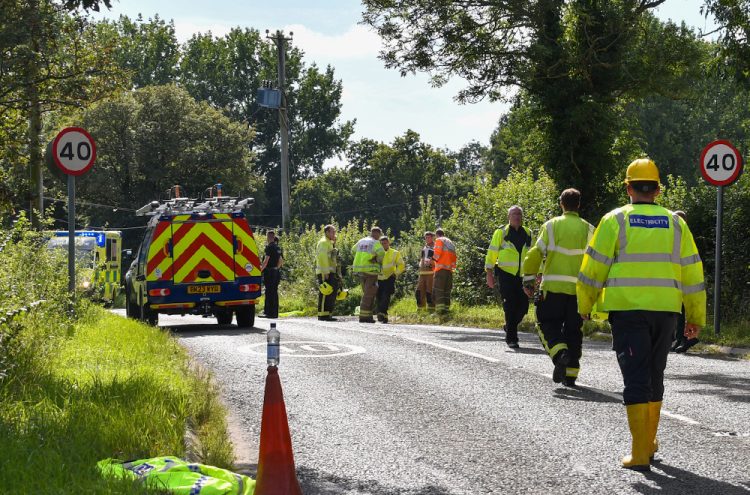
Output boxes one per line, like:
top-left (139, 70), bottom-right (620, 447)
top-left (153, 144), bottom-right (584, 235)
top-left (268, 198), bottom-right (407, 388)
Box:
top-left (46, 84), bottom-right (263, 245)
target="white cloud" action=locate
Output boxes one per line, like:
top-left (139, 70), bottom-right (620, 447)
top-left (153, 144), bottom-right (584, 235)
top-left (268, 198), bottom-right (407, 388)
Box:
top-left (172, 19), bottom-right (234, 42)
top-left (281, 24), bottom-right (381, 62)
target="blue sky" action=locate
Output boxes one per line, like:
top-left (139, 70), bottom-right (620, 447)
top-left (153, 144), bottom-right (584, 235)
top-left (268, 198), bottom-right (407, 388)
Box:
top-left (93, 1), bottom-right (718, 160)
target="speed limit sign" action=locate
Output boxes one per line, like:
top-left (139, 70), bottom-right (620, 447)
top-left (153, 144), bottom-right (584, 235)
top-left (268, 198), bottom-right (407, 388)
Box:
top-left (52, 127), bottom-right (96, 176)
top-left (700, 140), bottom-right (743, 186)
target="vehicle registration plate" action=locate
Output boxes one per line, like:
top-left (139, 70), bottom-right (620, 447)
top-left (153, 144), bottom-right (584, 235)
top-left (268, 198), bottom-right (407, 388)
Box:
top-left (187, 285), bottom-right (221, 294)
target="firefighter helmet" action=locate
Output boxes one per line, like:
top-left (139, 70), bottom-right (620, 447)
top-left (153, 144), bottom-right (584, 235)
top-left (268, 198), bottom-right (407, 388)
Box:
top-left (336, 289), bottom-right (348, 301)
top-left (319, 281), bottom-right (333, 295)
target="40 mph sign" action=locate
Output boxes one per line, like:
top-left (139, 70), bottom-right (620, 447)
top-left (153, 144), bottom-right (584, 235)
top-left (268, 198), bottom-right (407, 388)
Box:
top-left (700, 139), bottom-right (743, 186)
top-left (52, 127), bottom-right (96, 176)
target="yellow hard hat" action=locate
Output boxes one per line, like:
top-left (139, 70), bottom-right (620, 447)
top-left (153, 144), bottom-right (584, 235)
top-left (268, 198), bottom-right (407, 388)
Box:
top-left (336, 289), bottom-right (348, 301)
top-left (625, 158), bottom-right (660, 184)
top-left (319, 281), bottom-right (333, 295)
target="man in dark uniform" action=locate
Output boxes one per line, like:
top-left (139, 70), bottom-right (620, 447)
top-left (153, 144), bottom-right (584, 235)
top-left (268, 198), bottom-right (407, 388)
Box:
top-left (260, 230), bottom-right (283, 319)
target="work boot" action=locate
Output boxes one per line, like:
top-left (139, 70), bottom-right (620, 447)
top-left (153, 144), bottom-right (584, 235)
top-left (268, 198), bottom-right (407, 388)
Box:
top-left (553, 350), bottom-right (570, 384)
top-left (323, 316), bottom-right (338, 322)
top-left (622, 403), bottom-right (651, 471)
top-left (674, 338), bottom-right (699, 353)
top-left (563, 377), bottom-right (577, 387)
top-left (359, 317), bottom-right (375, 323)
top-left (647, 401), bottom-right (662, 461)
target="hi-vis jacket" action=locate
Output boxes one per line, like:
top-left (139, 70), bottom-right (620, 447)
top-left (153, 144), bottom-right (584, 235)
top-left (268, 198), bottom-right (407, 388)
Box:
top-left (351, 236), bottom-right (385, 274)
top-left (379, 248), bottom-right (405, 280)
top-left (315, 237), bottom-right (336, 276)
top-left (522, 212), bottom-right (594, 296)
top-left (577, 204), bottom-right (706, 325)
top-left (98, 456), bottom-right (254, 495)
top-left (433, 236), bottom-right (457, 272)
top-left (485, 225), bottom-right (532, 276)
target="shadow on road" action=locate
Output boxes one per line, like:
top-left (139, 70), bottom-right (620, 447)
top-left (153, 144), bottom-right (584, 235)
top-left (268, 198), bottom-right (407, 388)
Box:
top-left (668, 372), bottom-right (750, 404)
top-left (553, 386), bottom-right (621, 404)
top-left (633, 462), bottom-right (750, 494)
top-left (297, 466), bottom-right (454, 495)
top-left (163, 323), bottom-right (266, 337)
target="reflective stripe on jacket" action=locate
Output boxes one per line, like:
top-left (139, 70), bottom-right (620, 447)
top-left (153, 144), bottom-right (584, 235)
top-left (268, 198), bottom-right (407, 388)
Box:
top-left (379, 248), bottom-right (405, 280)
top-left (522, 212), bottom-right (594, 295)
top-left (576, 204), bottom-right (706, 325)
top-left (433, 236), bottom-right (457, 272)
top-left (351, 236), bottom-right (385, 273)
top-left (485, 225), bottom-right (532, 276)
top-left (316, 237), bottom-right (335, 275)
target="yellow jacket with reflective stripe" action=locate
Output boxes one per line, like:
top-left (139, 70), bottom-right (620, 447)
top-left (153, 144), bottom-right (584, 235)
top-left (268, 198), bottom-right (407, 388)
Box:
top-left (576, 203), bottom-right (706, 325)
top-left (351, 236), bottom-right (385, 273)
top-left (315, 237), bottom-right (335, 275)
top-left (379, 248), bottom-right (405, 280)
top-left (523, 212), bottom-right (594, 296)
top-left (485, 225), bottom-right (532, 276)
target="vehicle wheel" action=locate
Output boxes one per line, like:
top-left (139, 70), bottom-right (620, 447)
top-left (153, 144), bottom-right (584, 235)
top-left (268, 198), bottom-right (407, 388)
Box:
top-left (235, 305), bottom-right (255, 328)
top-left (141, 302), bottom-right (158, 326)
top-left (125, 285), bottom-right (138, 319)
top-left (216, 309), bottom-right (233, 326)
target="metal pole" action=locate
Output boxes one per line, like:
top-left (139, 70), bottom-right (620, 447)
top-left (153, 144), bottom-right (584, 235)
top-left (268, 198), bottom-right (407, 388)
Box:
top-left (276, 31), bottom-right (291, 231)
top-left (68, 175), bottom-right (76, 304)
top-left (437, 195), bottom-right (442, 227)
top-left (714, 185), bottom-right (723, 336)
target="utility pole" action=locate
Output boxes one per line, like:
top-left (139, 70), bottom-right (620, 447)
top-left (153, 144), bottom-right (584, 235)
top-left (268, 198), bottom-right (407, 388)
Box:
top-left (267, 30), bottom-right (292, 230)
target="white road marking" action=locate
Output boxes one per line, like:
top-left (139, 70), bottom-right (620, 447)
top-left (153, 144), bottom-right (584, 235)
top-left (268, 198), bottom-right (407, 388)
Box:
top-left (306, 318), bottom-right (704, 426)
top-left (401, 337), bottom-right (501, 363)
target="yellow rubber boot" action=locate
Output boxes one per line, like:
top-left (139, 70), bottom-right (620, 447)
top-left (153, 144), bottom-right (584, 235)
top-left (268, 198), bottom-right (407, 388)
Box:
top-left (648, 401), bottom-right (662, 461)
top-left (621, 403), bottom-right (651, 471)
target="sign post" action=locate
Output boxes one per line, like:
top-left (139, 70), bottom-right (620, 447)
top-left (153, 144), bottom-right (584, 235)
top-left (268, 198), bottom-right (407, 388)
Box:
top-left (50, 127), bottom-right (96, 305)
top-left (700, 140), bottom-right (743, 336)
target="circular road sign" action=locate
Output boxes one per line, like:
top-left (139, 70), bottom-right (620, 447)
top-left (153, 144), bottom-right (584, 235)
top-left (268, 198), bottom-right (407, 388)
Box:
top-left (239, 341), bottom-right (366, 358)
top-left (52, 127), bottom-right (96, 176)
top-left (700, 140), bottom-right (743, 186)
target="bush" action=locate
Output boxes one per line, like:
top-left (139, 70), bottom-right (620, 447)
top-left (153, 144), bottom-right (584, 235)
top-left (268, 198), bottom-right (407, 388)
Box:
top-left (444, 168), bottom-right (559, 304)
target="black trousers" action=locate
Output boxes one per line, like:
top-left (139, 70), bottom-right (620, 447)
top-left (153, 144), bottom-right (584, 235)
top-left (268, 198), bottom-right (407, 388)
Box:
top-left (497, 269), bottom-right (528, 344)
top-left (317, 274), bottom-right (339, 318)
top-left (262, 268), bottom-right (280, 318)
top-left (376, 275), bottom-right (395, 318)
top-left (536, 292), bottom-right (583, 374)
top-left (609, 310), bottom-right (677, 405)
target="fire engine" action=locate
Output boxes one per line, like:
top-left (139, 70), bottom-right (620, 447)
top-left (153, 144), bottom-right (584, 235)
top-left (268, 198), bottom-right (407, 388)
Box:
top-left (125, 185), bottom-right (261, 327)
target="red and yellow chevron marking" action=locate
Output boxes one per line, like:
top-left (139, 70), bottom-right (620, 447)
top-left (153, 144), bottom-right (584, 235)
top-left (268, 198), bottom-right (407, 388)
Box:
top-left (146, 220), bottom-right (174, 281)
top-left (146, 213), bottom-right (261, 283)
top-left (233, 218), bottom-right (261, 277)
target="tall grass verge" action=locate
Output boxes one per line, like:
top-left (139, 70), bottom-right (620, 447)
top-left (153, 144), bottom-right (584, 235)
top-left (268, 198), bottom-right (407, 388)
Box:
top-left (0, 306), bottom-right (234, 494)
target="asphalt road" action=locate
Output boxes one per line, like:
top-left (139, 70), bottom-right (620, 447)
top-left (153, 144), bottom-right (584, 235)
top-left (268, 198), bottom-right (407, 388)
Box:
top-left (140, 311), bottom-right (749, 494)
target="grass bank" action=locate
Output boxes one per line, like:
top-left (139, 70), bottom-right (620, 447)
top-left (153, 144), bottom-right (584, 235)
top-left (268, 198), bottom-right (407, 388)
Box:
top-left (0, 305), bottom-right (234, 494)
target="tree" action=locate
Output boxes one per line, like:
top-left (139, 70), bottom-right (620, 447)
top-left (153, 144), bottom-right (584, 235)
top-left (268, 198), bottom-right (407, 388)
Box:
top-left (94, 15), bottom-right (180, 88)
top-left (179, 27), bottom-right (354, 222)
top-left (0, 0), bottom-right (124, 224)
top-left (702, 0), bottom-right (750, 84)
top-left (362, 1), bottom-right (704, 213)
top-left (52, 85), bottom-right (262, 245)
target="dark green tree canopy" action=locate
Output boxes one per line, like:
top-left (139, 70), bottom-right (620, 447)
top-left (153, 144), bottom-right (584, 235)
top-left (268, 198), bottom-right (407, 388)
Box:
top-left (58, 85), bottom-right (262, 237)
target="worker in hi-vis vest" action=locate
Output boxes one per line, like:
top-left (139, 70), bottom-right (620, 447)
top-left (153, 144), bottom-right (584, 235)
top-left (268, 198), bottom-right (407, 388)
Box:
top-left (485, 206), bottom-right (532, 348)
top-left (375, 235), bottom-right (405, 323)
top-left (577, 158), bottom-right (706, 472)
top-left (315, 224), bottom-right (339, 321)
top-left (522, 188), bottom-right (594, 387)
top-left (352, 226), bottom-right (386, 323)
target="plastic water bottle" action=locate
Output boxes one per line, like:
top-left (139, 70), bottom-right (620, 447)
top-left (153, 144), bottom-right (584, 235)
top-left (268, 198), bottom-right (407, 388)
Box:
top-left (267, 323), bottom-right (280, 367)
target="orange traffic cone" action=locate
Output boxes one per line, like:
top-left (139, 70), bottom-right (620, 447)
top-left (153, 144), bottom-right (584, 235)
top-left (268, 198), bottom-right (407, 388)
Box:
top-left (255, 366), bottom-right (303, 495)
